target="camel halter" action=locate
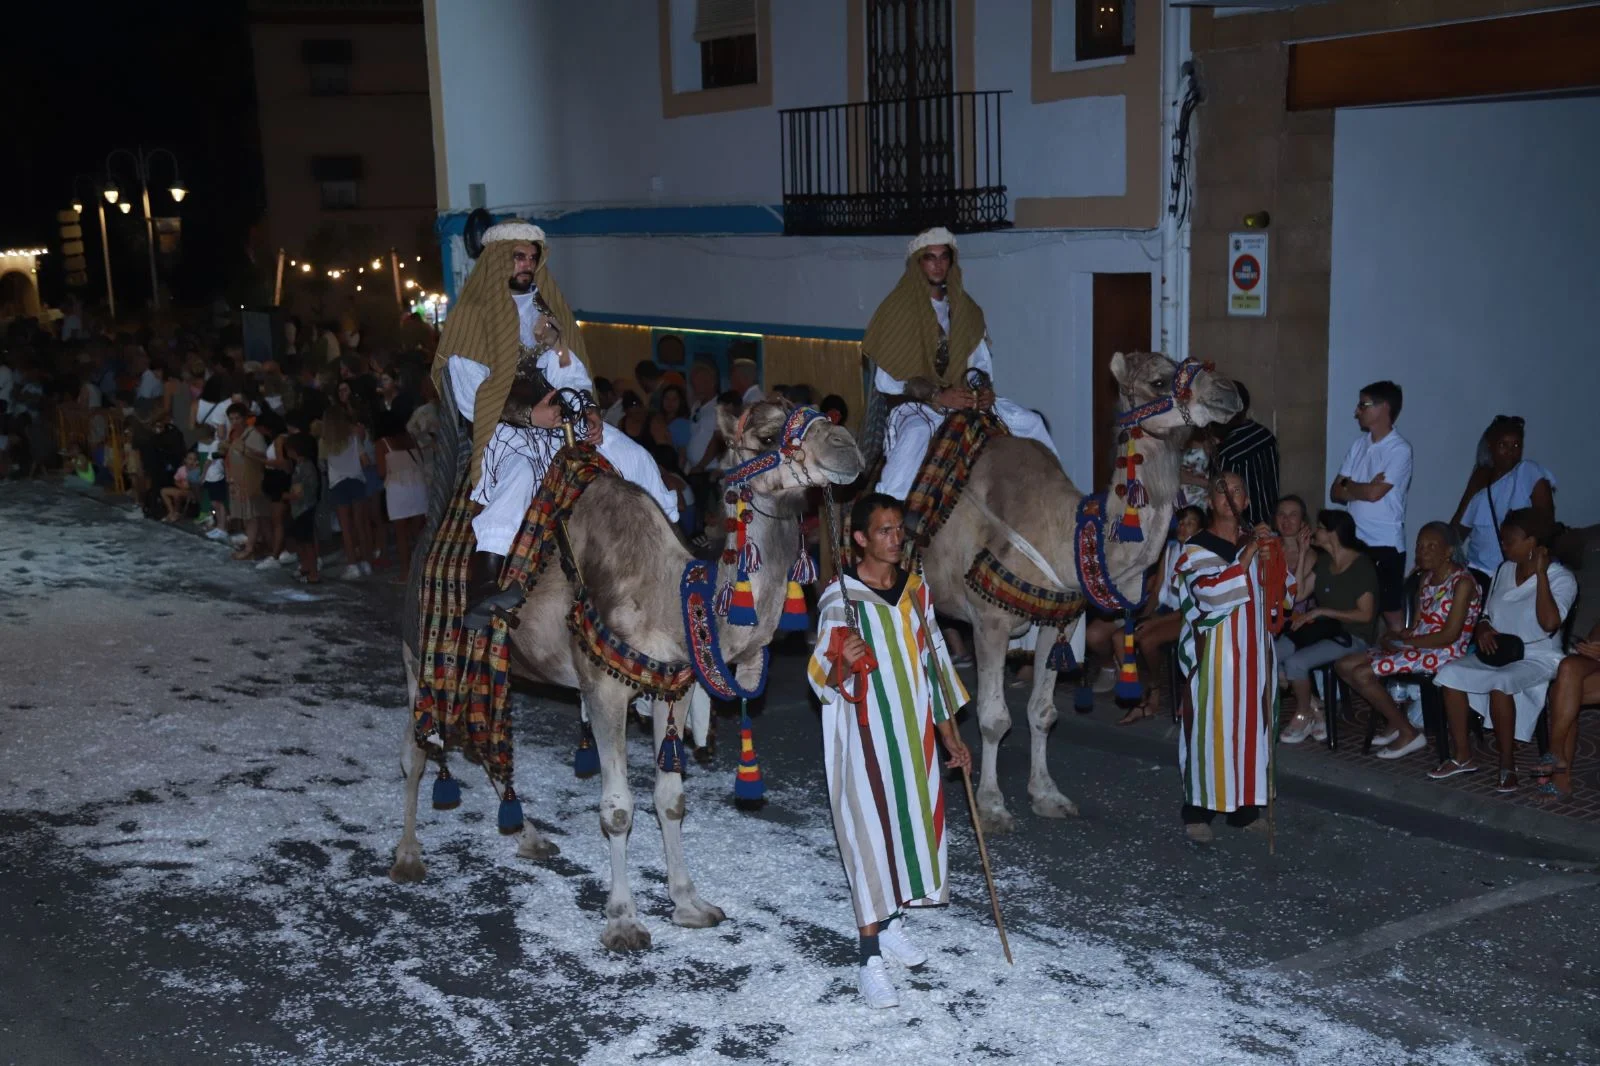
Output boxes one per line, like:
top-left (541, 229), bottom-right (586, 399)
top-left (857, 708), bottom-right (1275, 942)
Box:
top-left (1115, 358), bottom-right (1212, 430)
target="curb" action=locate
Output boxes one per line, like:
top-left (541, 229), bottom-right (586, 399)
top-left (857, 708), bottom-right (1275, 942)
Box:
top-left (1045, 694), bottom-right (1600, 864)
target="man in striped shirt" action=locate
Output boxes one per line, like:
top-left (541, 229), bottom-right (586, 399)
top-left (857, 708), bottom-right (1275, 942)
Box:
top-left (1215, 382), bottom-right (1280, 527)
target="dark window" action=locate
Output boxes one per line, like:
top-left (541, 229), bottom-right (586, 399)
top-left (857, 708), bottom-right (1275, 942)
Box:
top-left (1076, 0), bottom-right (1134, 62)
top-left (302, 38), bottom-right (353, 95)
top-left (311, 156), bottom-right (363, 210)
top-left (699, 33), bottom-right (758, 89)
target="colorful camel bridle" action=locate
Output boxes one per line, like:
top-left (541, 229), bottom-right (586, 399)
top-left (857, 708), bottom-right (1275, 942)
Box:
top-left (1114, 357), bottom-right (1214, 430)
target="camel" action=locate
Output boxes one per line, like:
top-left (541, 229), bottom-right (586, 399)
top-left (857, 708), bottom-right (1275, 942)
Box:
top-left (390, 395), bottom-right (863, 951)
top-left (916, 352), bottom-right (1241, 832)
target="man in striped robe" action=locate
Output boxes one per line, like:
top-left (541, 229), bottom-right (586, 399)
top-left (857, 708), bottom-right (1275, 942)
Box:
top-left (808, 492), bottom-right (973, 1009)
top-left (1171, 473), bottom-right (1294, 844)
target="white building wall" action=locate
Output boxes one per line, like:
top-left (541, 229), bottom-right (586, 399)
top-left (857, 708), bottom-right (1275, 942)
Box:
top-left (1327, 96), bottom-right (1600, 547)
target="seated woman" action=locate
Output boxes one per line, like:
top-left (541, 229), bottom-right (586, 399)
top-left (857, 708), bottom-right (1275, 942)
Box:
top-left (1278, 510), bottom-right (1378, 744)
top-left (1335, 522), bottom-right (1480, 761)
top-left (1431, 509), bottom-right (1577, 791)
top-left (1275, 495), bottom-right (1317, 617)
top-left (1542, 622), bottom-right (1600, 803)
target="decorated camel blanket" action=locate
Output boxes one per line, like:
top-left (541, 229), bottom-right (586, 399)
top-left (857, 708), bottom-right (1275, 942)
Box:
top-left (901, 409), bottom-right (1009, 548)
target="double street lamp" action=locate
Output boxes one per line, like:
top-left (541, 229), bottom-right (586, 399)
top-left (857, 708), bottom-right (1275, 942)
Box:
top-left (102, 146), bottom-right (189, 311)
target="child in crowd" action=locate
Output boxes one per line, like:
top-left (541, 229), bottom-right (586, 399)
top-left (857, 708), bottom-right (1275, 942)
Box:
top-left (161, 449), bottom-right (203, 523)
top-left (375, 411), bottom-right (426, 577)
top-left (62, 442), bottom-right (95, 486)
top-left (284, 433), bottom-right (321, 584)
top-left (320, 403), bottom-right (372, 580)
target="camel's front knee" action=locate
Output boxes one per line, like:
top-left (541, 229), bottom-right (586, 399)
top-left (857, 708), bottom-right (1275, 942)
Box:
top-left (600, 798), bottom-right (634, 838)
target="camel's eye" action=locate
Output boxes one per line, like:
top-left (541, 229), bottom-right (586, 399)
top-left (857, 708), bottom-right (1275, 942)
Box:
top-left (1150, 377), bottom-right (1169, 390)
top-left (759, 434), bottom-right (777, 447)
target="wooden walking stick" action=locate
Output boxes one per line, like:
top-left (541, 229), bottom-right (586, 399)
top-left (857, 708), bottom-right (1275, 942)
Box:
top-left (960, 763), bottom-right (1013, 965)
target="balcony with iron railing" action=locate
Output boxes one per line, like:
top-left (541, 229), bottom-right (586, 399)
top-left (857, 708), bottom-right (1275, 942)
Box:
top-left (779, 89), bottom-right (1012, 237)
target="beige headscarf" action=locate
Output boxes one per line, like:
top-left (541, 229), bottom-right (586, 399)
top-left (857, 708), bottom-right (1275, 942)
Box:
top-left (429, 230), bottom-right (586, 483)
top-left (862, 231), bottom-right (987, 388)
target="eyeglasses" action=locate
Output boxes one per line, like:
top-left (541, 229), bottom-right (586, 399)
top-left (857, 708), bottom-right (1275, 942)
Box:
top-left (1355, 401), bottom-right (1378, 409)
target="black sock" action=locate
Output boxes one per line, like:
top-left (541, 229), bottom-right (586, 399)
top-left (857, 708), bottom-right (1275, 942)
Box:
top-left (859, 933), bottom-right (880, 966)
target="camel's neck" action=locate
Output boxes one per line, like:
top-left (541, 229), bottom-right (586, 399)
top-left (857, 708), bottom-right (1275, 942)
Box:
top-left (1101, 425), bottom-right (1182, 593)
top-left (714, 496), bottom-right (801, 664)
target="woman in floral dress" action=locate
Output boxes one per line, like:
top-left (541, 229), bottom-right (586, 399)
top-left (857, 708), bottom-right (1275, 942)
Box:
top-left (1334, 521), bottom-right (1481, 760)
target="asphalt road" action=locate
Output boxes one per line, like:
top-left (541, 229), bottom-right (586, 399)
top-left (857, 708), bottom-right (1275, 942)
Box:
top-left (1, 483), bottom-right (1594, 1065)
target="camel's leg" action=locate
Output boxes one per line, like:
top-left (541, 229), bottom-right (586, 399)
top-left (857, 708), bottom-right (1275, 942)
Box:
top-left (652, 698), bottom-right (727, 929)
top-left (589, 679), bottom-right (651, 952)
top-left (389, 648), bottom-right (428, 883)
top-left (1026, 624), bottom-right (1078, 818)
top-left (971, 612), bottom-right (1018, 834)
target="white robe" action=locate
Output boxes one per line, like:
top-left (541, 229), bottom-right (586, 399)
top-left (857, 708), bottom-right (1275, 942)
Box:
top-left (446, 291), bottom-right (677, 554)
top-left (874, 296), bottom-right (1060, 499)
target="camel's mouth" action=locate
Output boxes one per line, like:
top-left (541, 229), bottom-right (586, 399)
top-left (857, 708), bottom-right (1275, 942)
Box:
top-left (813, 452), bottom-right (865, 485)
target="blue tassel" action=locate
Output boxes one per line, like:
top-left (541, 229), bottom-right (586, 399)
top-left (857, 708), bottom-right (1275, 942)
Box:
top-left (431, 770), bottom-right (461, 811)
top-left (657, 723), bottom-right (687, 775)
top-left (1046, 634), bottom-right (1077, 673)
top-left (573, 721), bottom-right (600, 778)
top-left (1073, 685), bottom-right (1095, 712)
top-left (497, 790), bottom-right (525, 835)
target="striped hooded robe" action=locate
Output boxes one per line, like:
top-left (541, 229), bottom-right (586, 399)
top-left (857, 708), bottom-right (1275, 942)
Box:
top-left (807, 568), bottom-right (969, 927)
top-left (1172, 531), bottom-right (1295, 814)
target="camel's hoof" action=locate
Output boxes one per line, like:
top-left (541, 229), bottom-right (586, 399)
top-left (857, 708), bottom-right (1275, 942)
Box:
top-left (978, 807), bottom-right (1017, 835)
top-left (671, 900), bottom-right (727, 929)
top-left (601, 918), bottom-right (653, 953)
top-left (516, 834), bottom-right (559, 861)
top-left (1030, 792), bottom-right (1080, 819)
top-left (388, 854), bottom-right (427, 884)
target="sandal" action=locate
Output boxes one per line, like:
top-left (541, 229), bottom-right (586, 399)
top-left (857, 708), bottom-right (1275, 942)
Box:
top-left (1494, 770), bottom-right (1520, 793)
top-left (1117, 695), bottom-right (1160, 726)
top-left (1531, 754), bottom-right (1558, 787)
top-left (1531, 781), bottom-right (1573, 805)
top-left (1427, 759), bottom-right (1480, 780)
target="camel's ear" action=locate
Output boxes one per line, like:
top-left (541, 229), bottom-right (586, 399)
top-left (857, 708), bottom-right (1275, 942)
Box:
top-left (1109, 351), bottom-right (1133, 388)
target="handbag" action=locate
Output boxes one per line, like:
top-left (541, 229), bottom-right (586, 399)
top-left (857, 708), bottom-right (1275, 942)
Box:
top-left (1477, 632), bottom-right (1525, 668)
top-left (1287, 616), bottom-right (1351, 649)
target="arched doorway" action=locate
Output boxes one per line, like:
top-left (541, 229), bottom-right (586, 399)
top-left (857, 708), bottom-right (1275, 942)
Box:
top-left (0, 268), bottom-right (40, 319)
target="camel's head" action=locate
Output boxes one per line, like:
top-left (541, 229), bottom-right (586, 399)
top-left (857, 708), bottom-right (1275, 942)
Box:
top-left (720, 401), bottom-right (864, 497)
top-left (1110, 352), bottom-right (1241, 441)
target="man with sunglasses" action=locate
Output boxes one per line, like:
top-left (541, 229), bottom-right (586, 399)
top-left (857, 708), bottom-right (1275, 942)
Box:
top-left (1331, 380), bottom-right (1412, 630)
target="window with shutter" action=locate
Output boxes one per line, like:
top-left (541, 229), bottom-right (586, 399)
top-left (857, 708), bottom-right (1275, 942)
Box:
top-left (695, 0), bottom-right (758, 88)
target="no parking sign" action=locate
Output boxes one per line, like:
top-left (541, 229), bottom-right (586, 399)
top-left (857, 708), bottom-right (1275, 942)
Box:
top-left (1227, 232), bottom-right (1268, 317)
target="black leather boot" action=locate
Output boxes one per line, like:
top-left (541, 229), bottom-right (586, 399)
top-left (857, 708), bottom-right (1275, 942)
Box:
top-left (462, 552), bottom-right (524, 630)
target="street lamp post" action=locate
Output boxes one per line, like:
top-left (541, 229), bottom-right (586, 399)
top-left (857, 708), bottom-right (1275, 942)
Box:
top-left (104, 146), bottom-right (189, 312)
top-left (69, 174), bottom-right (117, 320)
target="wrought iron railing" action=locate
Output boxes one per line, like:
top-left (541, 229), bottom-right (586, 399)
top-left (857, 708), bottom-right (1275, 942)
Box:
top-left (779, 90), bottom-right (1011, 236)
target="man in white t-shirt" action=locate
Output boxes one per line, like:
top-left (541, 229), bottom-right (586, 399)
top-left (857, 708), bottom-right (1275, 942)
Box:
top-left (1331, 380), bottom-right (1412, 630)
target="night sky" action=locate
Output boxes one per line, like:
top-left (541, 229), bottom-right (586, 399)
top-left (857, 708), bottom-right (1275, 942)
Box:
top-left (1, 0), bottom-right (264, 308)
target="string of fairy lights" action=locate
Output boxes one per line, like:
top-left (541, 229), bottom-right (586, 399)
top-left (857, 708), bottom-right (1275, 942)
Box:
top-left (277, 250), bottom-right (450, 320)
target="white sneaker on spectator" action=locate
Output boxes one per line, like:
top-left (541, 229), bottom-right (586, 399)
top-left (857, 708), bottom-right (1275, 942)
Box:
top-left (856, 956), bottom-right (899, 1009)
top-left (205, 528), bottom-right (231, 542)
top-left (359, 561), bottom-right (373, 577)
top-left (879, 918), bottom-right (927, 968)
top-left (254, 556), bottom-right (280, 571)
top-left (1376, 732), bottom-right (1426, 760)
top-left (1372, 728), bottom-right (1400, 746)
top-left (1279, 714), bottom-right (1315, 745)
top-left (277, 550), bottom-right (296, 564)
top-left (339, 563), bottom-right (363, 581)
top-left (229, 533), bottom-right (248, 548)
top-left (1093, 665), bottom-right (1119, 694)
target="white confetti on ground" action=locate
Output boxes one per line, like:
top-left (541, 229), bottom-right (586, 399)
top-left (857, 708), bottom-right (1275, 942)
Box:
top-left (0, 489), bottom-right (1490, 1065)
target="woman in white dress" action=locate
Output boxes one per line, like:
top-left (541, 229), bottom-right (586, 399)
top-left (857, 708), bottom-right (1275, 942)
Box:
top-left (376, 410), bottom-right (428, 577)
top-left (1450, 415), bottom-right (1556, 585)
top-left (1431, 509), bottom-right (1577, 792)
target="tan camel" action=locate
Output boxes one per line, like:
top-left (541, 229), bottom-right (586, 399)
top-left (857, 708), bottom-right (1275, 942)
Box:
top-left (391, 399), bottom-right (863, 951)
top-left (917, 352), bottom-right (1241, 832)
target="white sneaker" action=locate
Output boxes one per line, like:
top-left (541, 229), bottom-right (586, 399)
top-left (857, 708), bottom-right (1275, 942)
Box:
top-left (856, 956), bottom-right (899, 1009)
top-left (359, 561), bottom-right (373, 576)
top-left (229, 533), bottom-right (248, 547)
top-left (205, 528), bottom-right (230, 542)
top-left (1279, 714), bottom-right (1314, 745)
top-left (1093, 665), bottom-right (1119, 694)
top-left (254, 556), bottom-right (280, 571)
top-left (339, 563), bottom-right (363, 581)
top-left (1372, 728), bottom-right (1400, 746)
top-left (277, 550), bottom-right (296, 564)
top-left (879, 918), bottom-right (927, 968)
